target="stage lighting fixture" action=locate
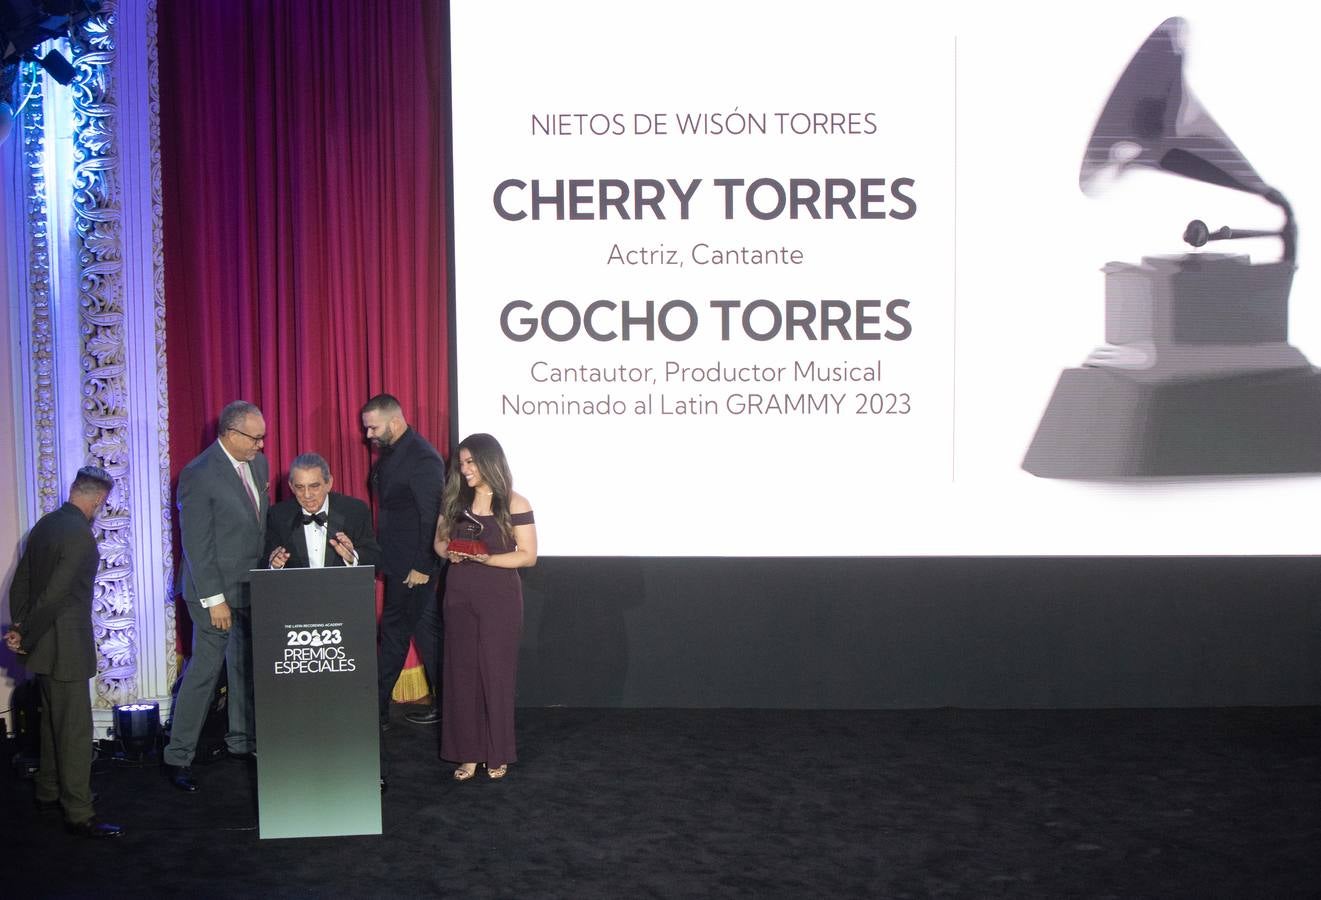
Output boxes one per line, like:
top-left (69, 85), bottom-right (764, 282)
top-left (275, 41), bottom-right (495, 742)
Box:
top-left (0, 0), bottom-right (101, 143)
top-left (30, 43), bottom-right (72, 83)
top-left (1022, 18), bottom-right (1321, 478)
top-left (112, 701), bottom-right (161, 757)
top-left (1, 1), bottom-right (102, 65)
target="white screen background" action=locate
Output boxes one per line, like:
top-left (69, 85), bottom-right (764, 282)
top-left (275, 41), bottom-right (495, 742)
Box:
top-left (450, 1), bottom-right (1321, 556)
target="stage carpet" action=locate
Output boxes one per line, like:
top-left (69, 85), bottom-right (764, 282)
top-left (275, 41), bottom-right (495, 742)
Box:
top-left (4, 706), bottom-right (1319, 897)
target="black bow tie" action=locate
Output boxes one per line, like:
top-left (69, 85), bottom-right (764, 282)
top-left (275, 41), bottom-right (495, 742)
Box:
top-left (300, 512), bottom-right (328, 527)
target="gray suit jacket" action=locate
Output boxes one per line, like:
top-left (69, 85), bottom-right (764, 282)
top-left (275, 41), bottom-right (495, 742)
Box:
top-left (8, 503), bottom-right (100, 681)
top-left (178, 441), bottom-right (269, 609)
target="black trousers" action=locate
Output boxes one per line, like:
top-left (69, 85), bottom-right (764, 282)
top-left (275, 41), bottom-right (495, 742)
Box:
top-left (35, 675), bottom-right (94, 824)
top-left (376, 576), bottom-right (442, 723)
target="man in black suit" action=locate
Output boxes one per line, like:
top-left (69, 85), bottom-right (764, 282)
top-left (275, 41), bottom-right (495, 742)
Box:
top-left (265, 453), bottom-right (381, 570)
top-left (6, 466), bottom-right (122, 838)
top-left (360, 394), bottom-right (446, 728)
top-left (163, 400), bottom-right (269, 791)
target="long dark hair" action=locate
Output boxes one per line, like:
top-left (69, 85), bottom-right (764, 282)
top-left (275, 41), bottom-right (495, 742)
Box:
top-left (440, 433), bottom-right (515, 544)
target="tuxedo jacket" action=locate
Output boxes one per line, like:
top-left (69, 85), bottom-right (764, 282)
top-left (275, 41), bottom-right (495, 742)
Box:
top-left (177, 441), bottom-right (269, 609)
top-left (264, 492), bottom-right (381, 569)
top-left (370, 426), bottom-right (446, 579)
top-left (8, 503), bottom-right (100, 680)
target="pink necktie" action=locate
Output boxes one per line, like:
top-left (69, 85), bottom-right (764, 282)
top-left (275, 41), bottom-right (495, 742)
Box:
top-left (237, 463), bottom-right (260, 519)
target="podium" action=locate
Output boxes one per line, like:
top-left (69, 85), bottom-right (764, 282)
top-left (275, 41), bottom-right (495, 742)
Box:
top-left (250, 566), bottom-right (381, 839)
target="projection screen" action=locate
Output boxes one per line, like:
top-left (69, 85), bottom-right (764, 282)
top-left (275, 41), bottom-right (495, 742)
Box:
top-left (449, 0), bottom-right (1321, 556)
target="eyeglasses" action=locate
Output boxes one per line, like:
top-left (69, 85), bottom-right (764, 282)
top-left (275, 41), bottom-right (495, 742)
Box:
top-left (230, 427), bottom-right (266, 443)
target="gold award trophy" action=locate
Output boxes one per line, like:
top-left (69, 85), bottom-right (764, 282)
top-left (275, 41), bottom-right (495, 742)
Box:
top-left (447, 509), bottom-right (490, 557)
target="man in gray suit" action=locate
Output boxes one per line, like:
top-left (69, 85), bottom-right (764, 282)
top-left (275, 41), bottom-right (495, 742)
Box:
top-left (6, 466), bottom-right (121, 837)
top-left (163, 400), bottom-right (269, 791)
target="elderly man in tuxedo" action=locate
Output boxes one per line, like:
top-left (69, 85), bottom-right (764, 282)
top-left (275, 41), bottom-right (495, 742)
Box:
top-left (265, 453), bottom-right (380, 571)
top-left (267, 451), bottom-right (385, 788)
top-left (361, 393), bottom-right (446, 729)
top-left (6, 466), bottom-right (121, 838)
top-left (163, 400), bottom-right (269, 792)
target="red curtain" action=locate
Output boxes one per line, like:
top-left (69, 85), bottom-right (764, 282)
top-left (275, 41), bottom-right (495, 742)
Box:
top-left (158, 1), bottom-right (449, 669)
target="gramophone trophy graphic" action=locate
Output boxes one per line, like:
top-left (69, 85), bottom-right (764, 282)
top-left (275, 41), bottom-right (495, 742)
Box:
top-left (1023, 17), bottom-right (1321, 478)
top-left (447, 509), bottom-right (490, 558)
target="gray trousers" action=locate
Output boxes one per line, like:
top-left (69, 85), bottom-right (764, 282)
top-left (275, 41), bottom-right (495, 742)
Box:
top-left (35, 675), bottom-right (95, 824)
top-left (163, 601), bottom-right (255, 765)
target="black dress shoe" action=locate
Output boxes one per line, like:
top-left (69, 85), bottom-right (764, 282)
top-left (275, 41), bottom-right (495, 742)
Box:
top-left (225, 749), bottom-right (258, 762)
top-left (164, 764), bottom-right (198, 792)
top-left (404, 707), bottom-right (441, 726)
top-left (66, 818), bottom-right (123, 838)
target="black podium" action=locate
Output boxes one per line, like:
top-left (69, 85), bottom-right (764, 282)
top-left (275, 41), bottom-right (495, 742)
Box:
top-left (250, 566), bottom-right (381, 839)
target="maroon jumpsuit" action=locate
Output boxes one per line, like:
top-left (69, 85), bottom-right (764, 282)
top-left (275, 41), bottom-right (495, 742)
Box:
top-left (440, 509), bottom-right (534, 766)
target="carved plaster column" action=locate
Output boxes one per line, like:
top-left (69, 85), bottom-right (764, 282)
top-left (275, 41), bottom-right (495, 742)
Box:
top-left (12, 63), bottom-right (60, 517)
top-left (69, 0), bottom-right (174, 730)
top-left (6, 0), bottom-right (173, 734)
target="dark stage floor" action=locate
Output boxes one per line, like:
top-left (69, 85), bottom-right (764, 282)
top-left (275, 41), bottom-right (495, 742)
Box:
top-left (4, 706), bottom-right (1320, 898)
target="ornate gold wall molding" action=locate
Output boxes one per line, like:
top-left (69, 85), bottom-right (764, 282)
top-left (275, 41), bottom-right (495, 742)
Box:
top-left (146, 0), bottom-right (176, 689)
top-left (9, 0), bottom-right (173, 724)
top-left (71, 1), bottom-right (139, 708)
top-left (19, 64), bottom-right (61, 517)
top-left (63, 0), bottom-right (173, 711)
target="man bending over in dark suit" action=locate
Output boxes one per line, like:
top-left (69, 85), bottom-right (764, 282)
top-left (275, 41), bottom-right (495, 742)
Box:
top-left (6, 465), bottom-right (121, 838)
top-left (266, 453), bottom-right (381, 570)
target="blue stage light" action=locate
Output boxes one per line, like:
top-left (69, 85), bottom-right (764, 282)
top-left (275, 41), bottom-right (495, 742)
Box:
top-left (112, 700), bottom-right (161, 757)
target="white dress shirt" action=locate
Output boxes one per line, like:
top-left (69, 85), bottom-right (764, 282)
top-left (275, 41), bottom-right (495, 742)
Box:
top-left (302, 500), bottom-right (329, 568)
top-left (296, 500), bottom-right (359, 567)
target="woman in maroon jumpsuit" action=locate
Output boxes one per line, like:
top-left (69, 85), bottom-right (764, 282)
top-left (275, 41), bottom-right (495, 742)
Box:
top-left (434, 433), bottom-right (537, 781)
